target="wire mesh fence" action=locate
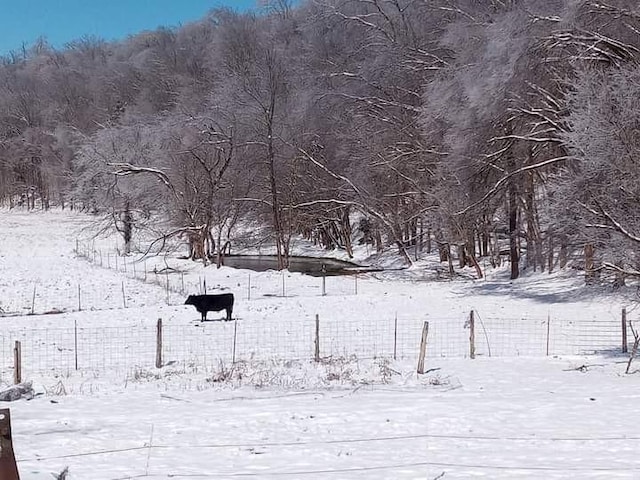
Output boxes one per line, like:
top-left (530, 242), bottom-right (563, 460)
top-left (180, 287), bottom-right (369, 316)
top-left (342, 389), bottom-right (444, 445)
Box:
top-left (0, 241), bottom-right (364, 317)
top-left (0, 311), bottom-right (629, 381)
top-left (74, 240), bottom-right (362, 300)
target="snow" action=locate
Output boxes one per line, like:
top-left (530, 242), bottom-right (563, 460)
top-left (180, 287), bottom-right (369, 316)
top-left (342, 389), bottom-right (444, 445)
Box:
top-left (1, 209), bottom-right (639, 479)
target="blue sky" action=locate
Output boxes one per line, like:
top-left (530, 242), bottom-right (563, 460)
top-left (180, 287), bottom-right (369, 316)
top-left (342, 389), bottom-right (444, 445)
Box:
top-left (0, 0), bottom-right (258, 55)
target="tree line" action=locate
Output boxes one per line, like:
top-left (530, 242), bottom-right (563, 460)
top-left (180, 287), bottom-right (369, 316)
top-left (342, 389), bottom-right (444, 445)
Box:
top-left (1, 0), bottom-right (639, 283)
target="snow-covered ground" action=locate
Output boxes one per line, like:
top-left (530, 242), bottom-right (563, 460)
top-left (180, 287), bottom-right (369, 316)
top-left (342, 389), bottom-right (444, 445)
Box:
top-left (1, 209), bottom-right (639, 479)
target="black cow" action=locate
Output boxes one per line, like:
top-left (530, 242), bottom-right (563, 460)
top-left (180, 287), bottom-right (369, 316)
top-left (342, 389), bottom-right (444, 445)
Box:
top-left (185, 293), bottom-right (234, 321)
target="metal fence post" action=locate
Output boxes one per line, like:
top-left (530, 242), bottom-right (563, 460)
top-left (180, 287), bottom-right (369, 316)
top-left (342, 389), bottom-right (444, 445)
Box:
top-left (393, 313), bottom-right (398, 360)
top-left (469, 310), bottom-right (476, 359)
top-left (74, 320), bottom-right (79, 371)
top-left (622, 307), bottom-right (628, 354)
top-left (314, 314), bottom-right (320, 362)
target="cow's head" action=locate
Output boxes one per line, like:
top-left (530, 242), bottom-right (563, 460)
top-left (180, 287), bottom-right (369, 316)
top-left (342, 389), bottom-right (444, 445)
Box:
top-left (184, 295), bottom-right (196, 305)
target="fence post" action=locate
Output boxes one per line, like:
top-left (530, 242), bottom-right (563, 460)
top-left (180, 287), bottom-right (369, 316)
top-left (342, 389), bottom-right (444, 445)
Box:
top-left (393, 313), bottom-right (398, 360)
top-left (354, 273), bottom-right (358, 295)
top-left (13, 341), bottom-right (21, 384)
top-left (622, 307), bottom-right (628, 354)
top-left (546, 313), bottom-right (551, 356)
top-left (0, 409), bottom-right (20, 480)
top-left (181, 273), bottom-right (185, 294)
top-left (74, 320), bottom-right (78, 371)
top-left (77, 284), bottom-right (82, 311)
top-left (115, 254), bottom-right (119, 272)
top-left (469, 310), bottom-right (476, 359)
top-left (232, 320), bottom-right (238, 364)
top-left (417, 321), bottom-right (429, 374)
top-left (155, 319), bottom-right (163, 368)
top-left (100, 250), bottom-right (103, 267)
top-left (314, 314), bottom-right (320, 362)
top-left (122, 281), bottom-right (127, 308)
top-left (321, 264), bottom-right (326, 296)
top-left (31, 283), bottom-right (36, 315)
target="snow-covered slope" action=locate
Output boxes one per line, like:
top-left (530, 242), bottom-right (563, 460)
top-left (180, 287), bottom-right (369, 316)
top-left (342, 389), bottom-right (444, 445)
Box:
top-left (1, 209), bottom-right (638, 479)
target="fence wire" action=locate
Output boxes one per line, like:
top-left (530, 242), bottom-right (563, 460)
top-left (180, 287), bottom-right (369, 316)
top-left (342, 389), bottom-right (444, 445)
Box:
top-left (0, 312), bottom-right (628, 380)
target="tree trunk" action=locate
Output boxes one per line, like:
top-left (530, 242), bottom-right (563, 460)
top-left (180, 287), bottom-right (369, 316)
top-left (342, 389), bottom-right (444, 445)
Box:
top-left (438, 240), bottom-right (448, 262)
top-left (559, 236), bottom-right (568, 269)
top-left (467, 245), bottom-right (484, 279)
top-left (189, 230), bottom-right (206, 263)
top-left (509, 185), bottom-right (520, 280)
top-left (446, 243), bottom-right (454, 276)
top-left (457, 244), bottom-right (465, 269)
top-left (547, 233), bottom-right (554, 274)
top-left (122, 201), bottom-right (133, 254)
top-left (584, 243), bottom-right (595, 284)
top-left (613, 260), bottom-right (626, 289)
top-left (266, 97), bottom-right (287, 270)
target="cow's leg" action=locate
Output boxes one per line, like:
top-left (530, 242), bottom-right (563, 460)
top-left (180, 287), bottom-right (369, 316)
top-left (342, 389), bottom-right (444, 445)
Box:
top-left (226, 307), bottom-right (232, 321)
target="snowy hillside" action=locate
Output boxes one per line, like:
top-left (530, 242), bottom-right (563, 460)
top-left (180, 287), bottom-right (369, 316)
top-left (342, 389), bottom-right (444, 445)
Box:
top-left (1, 209), bottom-right (639, 479)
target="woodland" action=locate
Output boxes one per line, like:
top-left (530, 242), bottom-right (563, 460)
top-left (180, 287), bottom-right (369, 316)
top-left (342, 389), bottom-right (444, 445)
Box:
top-left (1, 0), bottom-right (640, 283)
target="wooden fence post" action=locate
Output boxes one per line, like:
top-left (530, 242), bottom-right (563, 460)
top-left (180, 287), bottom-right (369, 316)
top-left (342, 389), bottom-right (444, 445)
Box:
top-left (155, 319), bottom-right (163, 368)
top-left (622, 307), bottom-right (628, 354)
top-left (417, 321), bottom-right (429, 374)
top-left (77, 284), bottom-right (82, 311)
top-left (31, 283), bottom-right (36, 315)
top-left (469, 310), bottom-right (476, 359)
top-left (546, 313), bottom-right (551, 356)
top-left (122, 281), bottom-right (127, 308)
top-left (314, 314), bottom-right (320, 362)
top-left (13, 342), bottom-right (21, 385)
top-left (0, 409), bottom-right (20, 480)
